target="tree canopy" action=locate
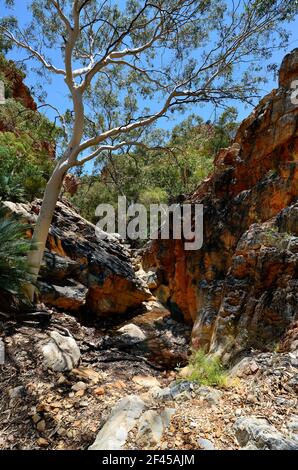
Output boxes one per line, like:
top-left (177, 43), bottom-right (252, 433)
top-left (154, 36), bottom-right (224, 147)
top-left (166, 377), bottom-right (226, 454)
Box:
top-left (1, 0), bottom-right (298, 165)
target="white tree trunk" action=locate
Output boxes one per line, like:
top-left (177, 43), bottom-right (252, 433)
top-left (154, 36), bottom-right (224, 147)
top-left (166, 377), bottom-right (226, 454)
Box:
top-left (26, 89), bottom-right (83, 303)
top-left (26, 164), bottom-right (66, 301)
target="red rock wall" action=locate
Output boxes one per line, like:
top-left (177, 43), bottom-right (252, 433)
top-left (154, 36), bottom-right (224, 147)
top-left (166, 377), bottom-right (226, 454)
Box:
top-left (0, 57), bottom-right (56, 159)
top-left (0, 58), bottom-right (37, 111)
top-left (143, 49), bottom-right (298, 360)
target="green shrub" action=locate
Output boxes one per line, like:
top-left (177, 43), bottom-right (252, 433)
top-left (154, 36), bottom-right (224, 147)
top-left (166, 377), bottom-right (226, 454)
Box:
top-left (0, 174), bottom-right (25, 201)
top-left (184, 349), bottom-right (227, 388)
top-left (138, 187), bottom-right (168, 206)
top-left (72, 179), bottom-right (117, 224)
top-left (0, 133), bottom-right (53, 202)
top-left (0, 55), bottom-right (58, 203)
top-left (0, 207), bottom-right (33, 296)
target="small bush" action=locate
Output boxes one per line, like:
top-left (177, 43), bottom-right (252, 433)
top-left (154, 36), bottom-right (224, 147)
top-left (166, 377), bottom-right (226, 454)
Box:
top-left (0, 127), bottom-right (56, 202)
top-left (184, 349), bottom-right (227, 388)
top-left (0, 207), bottom-right (33, 296)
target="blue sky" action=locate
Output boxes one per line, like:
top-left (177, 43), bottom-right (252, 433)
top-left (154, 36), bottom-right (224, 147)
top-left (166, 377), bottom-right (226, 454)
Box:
top-left (1, 1), bottom-right (298, 147)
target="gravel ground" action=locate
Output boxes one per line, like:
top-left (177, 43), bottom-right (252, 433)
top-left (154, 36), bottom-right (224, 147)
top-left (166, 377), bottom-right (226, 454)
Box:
top-left (0, 310), bottom-right (297, 450)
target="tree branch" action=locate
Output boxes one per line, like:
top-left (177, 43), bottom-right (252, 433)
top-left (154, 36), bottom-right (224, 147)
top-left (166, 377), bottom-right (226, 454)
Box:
top-left (76, 140), bottom-right (175, 167)
top-left (80, 23), bottom-right (163, 91)
top-left (1, 28), bottom-right (66, 76)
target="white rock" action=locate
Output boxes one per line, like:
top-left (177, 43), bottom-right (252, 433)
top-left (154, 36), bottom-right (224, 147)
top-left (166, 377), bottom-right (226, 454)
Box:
top-left (138, 270), bottom-right (159, 290)
top-left (41, 331), bottom-right (80, 372)
top-left (2, 201), bottom-right (36, 223)
top-left (117, 324), bottom-right (146, 343)
top-left (136, 408), bottom-right (176, 445)
top-left (95, 227), bottom-right (122, 243)
top-left (89, 395), bottom-right (145, 450)
top-left (198, 437), bottom-right (215, 450)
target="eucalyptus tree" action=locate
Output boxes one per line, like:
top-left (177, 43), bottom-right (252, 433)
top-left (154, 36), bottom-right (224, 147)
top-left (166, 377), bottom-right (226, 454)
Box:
top-left (0, 0), bottom-right (297, 300)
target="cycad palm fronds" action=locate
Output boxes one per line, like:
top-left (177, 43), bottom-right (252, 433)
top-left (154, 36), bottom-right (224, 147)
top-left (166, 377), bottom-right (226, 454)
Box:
top-left (0, 206), bottom-right (33, 295)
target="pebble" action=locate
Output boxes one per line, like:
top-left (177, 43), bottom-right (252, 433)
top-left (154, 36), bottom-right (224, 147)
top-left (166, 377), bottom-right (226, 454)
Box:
top-left (36, 420), bottom-right (46, 432)
top-left (32, 413), bottom-right (42, 424)
top-left (132, 375), bottom-right (161, 388)
top-left (72, 367), bottom-right (101, 384)
top-left (112, 380), bottom-right (126, 390)
top-left (79, 400), bottom-right (89, 407)
top-left (94, 387), bottom-right (105, 396)
top-left (247, 394), bottom-right (257, 403)
top-left (37, 438), bottom-right (49, 447)
top-left (72, 381), bottom-right (87, 392)
top-left (57, 375), bottom-right (67, 385)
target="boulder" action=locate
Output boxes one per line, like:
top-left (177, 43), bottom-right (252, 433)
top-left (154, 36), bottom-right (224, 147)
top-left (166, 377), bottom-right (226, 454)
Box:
top-left (40, 250), bottom-right (80, 282)
top-left (41, 331), bottom-right (80, 372)
top-left (117, 324), bottom-right (147, 344)
top-left (233, 416), bottom-right (298, 450)
top-left (229, 357), bottom-right (259, 378)
top-left (4, 200), bottom-right (151, 316)
top-left (89, 395), bottom-right (145, 450)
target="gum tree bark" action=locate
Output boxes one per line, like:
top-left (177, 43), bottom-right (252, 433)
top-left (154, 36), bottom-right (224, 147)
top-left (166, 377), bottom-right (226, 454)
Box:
top-left (26, 165), bottom-right (66, 300)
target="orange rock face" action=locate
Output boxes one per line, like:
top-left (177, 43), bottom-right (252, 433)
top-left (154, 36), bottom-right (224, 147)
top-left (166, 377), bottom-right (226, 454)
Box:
top-left (143, 49), bottom-right (298, 359)
top-left (86, 272), bottom-right (152, 315)
top-left (4, 200), bottom-right (151, 316)
top-left (0, 58), bottom-right (36, 112)
top-left (0, 57), bottom-right (56, 160)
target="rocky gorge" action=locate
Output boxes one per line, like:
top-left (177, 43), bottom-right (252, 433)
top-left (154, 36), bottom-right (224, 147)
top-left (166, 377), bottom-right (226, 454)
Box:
top-left (0, 50), bottom-right (298, 451)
